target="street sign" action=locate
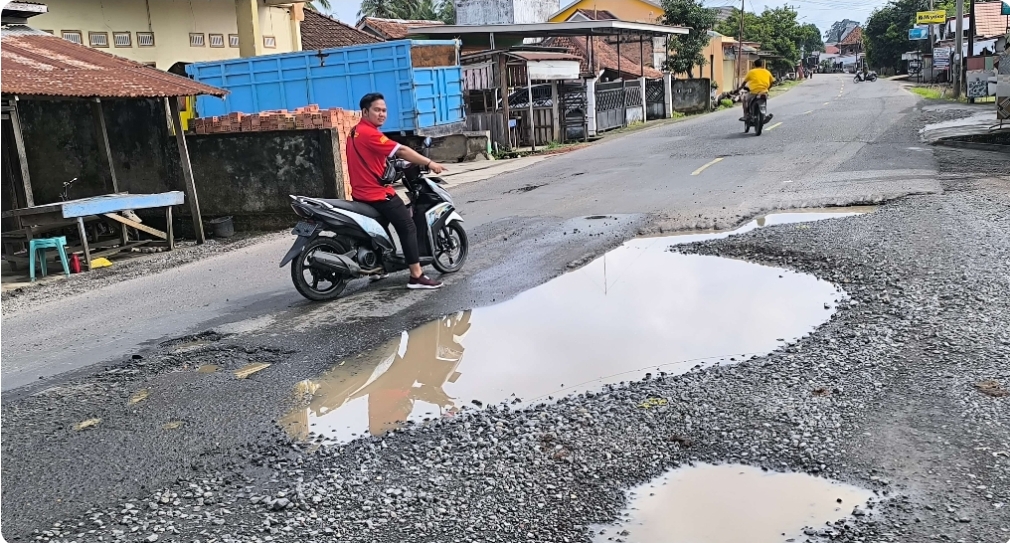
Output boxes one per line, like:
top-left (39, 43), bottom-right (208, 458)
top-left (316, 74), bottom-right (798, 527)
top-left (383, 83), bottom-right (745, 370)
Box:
top-left (916, 10), bottom-right (946, 24)
top-left (909, 27), bottom-right (929, 40)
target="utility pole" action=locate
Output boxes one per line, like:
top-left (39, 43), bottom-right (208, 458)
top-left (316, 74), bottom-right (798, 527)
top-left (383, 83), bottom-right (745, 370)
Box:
top-left (967, 0), bottom-right (975, 101)
top-left (736, 0), bottom-right (745, 88)
top-left (929, 0), bottom-right (935, 84)
top-left (954, 0), bottom-right (964, 98)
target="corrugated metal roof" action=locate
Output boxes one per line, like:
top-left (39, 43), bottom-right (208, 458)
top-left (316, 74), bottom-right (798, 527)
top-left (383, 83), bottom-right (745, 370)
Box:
top-left (1, 26), bottom-right (226, 98)
top-left (510, 51), bottom-right (583, 61)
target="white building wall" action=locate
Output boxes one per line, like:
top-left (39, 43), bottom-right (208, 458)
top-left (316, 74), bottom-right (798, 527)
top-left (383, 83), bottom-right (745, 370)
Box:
top-left (456, 0), bottom-right (558, 24)
top-left (31, 0), bottom-right (299, 70)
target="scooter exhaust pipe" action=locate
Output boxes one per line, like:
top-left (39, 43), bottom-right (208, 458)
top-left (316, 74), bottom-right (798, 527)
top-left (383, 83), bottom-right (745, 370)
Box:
top-left (309, 252), bottom-right (362, 277)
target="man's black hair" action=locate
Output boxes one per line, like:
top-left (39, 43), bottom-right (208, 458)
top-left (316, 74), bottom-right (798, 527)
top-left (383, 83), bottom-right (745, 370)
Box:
top-left (754, 59), bottom-right (764, 68)
top-left (360, 93), bottom-right (385, 110)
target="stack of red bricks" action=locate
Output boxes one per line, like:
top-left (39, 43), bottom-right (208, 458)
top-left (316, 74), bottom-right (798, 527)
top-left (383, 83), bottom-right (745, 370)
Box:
top-left (191, 105), bottom-right (359, 135)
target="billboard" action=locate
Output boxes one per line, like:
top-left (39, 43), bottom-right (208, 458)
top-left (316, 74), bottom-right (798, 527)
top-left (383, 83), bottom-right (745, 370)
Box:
top-left (909, 27), bottom-right (929, 40)
top-left (916, 10), bottom-right (946, 24)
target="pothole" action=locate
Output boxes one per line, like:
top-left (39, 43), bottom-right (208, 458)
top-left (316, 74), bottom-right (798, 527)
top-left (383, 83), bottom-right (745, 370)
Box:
top-left (592, 464), bottom-right (874, 543)
top-left (282, 210), bottom-right (869, 442)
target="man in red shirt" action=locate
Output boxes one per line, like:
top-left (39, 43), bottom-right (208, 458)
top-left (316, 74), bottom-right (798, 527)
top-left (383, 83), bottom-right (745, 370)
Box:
top-left (348, 93), bottom-right (447, 289)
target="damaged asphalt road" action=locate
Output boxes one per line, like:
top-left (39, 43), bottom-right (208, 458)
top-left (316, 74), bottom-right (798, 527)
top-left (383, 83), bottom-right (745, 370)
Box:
top-left (2, 76), bottom-right (1008, 542)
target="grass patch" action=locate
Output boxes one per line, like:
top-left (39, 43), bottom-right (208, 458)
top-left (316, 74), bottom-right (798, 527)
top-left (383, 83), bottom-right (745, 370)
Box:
top-left (769, 79), bottom-right (803, 96)
top-left (909, 87), bottom-right (944, 100)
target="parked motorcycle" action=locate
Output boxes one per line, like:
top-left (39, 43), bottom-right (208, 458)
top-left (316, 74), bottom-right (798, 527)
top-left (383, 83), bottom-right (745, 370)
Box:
top-left (280, 139), bottom-right (467, 302)
top-left (853, 71), bottom-right (878, 83)
top-left (742, 92), bottom-right (770, 136)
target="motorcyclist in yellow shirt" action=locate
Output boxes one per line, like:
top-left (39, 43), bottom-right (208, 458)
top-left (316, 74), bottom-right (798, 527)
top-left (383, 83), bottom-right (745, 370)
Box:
top-left (736, 59), bottom-right (775, 123)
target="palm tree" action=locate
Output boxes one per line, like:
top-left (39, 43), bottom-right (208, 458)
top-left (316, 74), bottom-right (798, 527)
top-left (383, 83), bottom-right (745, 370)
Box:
top-left (358, 0), bottom-right (400, 19)
top-left (309, 0), bottom-right (331, 11)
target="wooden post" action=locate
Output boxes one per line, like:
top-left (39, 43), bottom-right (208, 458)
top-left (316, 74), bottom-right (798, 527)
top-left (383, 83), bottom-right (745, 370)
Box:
top-left (8, 97), bottom-right (35, 207)
top-left (77, 216), bottom-right (92, 269)
top-left (527, 67), bottom-right (535, 151)
top-left (165, 97), bottom-right (205, 244)
top-left (165, 206), bottom-right (175, 250)
top-left (498, 54), bottom-right (511, 150)
top-left (91, 98), bottom-right (119, 193)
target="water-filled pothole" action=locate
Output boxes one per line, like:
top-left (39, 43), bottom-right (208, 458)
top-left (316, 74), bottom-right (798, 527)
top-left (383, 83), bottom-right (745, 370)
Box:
top-left (593, 464), bottom-right (874, 543)
top-left (282, 209), bottom-right (870, 442)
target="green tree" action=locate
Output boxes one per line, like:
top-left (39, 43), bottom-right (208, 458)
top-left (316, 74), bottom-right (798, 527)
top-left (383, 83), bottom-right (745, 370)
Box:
top-left (358, 0), bottom-right (455, 23)
top-left (863, 0), bottom-right (932, 71)
top-left (716, 6), bottom-right (818, 72)
top-left (661, 0), bottom-right (718, 76)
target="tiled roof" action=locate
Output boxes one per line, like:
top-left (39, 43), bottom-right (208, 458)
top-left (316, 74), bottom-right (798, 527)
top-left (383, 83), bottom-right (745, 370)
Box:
top-left (544, 35), bottom-right (664, 79)
top-left (839, 25), bottom-right (863, 46)
top-left (975, 1), bottom-right (1008, 38)
top-left (824, 44), bottom-right (840, 55)
top-left (301, 10), bottom-right (381, 49)
top-left (357, 17), bottom-right (444, 40)
top-left (1, 26), bottom-right (226, 98)
top-left (570, 9), bottom-right (618, 20)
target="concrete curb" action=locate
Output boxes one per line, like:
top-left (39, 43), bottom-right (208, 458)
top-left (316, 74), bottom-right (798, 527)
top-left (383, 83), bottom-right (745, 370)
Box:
top-left (932, 139), bottom-right (1010, 153)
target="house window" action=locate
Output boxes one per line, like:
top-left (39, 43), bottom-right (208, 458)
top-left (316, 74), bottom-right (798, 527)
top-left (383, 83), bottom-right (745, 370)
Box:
top-left (89, 31), bottom-right (109, 48)
top-left (61, 30), bottom-right (83, 44)
top-left (137, 32), bottom-right (155, 47)
top-left (144, 62), bottom-right (157, 67)
top-left (113, 32), bottom-right (132, 47)
top-left (208, 33), bottom-right (225, 48)
top-left (229, 34), bottom-right (240, 48)
top-left (189, 33), bottom-right (205, 47)
top-left (263, 35), bottom-right (276, 48)
top-left (41, 29), bottom-right (53, 34)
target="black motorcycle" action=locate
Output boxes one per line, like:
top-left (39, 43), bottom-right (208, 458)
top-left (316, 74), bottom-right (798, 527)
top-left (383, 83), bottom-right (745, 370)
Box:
top-left (743, 93), bottom-right (770, 136)
top-left (280, 141), bottom-right (467, 302)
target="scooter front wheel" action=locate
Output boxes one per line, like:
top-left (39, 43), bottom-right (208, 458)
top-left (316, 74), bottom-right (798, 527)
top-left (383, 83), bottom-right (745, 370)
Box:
top-left (291, 236), bottom-right (350, 302)
top-left (431, 222), bottom-right (468, 274)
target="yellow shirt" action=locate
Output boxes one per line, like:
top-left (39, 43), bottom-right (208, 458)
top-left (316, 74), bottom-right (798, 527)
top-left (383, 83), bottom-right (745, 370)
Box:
top-left (744, 68), bottom-right (774, 94)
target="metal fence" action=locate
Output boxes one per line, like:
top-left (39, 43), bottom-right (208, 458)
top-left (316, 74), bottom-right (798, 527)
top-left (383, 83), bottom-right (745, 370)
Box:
top-left (595, 80), bottom-right (625, 132)
top-left (559, 81), bottom-right (588, 142)
top-left (645, 79), bottom-right (666, 120)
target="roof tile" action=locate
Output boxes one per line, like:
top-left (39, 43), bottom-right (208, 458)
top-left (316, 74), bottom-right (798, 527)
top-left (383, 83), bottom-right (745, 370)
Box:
top-left (301, 10), bottom-right (381, 49)
top-left (358, 17), bottom-right (444, 40)
top-left (1, 26), bottom-right (225, 98)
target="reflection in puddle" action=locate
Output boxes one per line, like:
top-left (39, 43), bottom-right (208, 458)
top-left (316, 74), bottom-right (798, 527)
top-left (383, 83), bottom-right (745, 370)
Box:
top-left (593, 464), bottom-right (873, 543)
top-left (283, 210), bottom-right (867, 442)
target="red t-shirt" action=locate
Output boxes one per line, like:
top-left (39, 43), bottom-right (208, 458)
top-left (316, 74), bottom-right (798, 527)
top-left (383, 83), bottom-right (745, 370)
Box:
top-left (347, 119), bottom-right (400, 203)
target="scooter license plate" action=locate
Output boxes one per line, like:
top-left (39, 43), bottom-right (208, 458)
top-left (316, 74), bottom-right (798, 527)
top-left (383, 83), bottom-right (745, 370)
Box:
top-left (291, 221), bottom-right (318, 237)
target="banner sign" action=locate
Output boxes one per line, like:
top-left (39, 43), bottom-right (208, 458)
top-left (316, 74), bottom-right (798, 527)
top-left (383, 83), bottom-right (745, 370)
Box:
top-left (916, 10), bottom-right (947, 24)
top-left (909, 27), bottom-right (929, 40)
top-left (933, 47), bottom-right (951, 68)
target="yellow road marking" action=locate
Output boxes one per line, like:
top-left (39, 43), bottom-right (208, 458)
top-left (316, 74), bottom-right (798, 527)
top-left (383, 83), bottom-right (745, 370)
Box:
top-left (766, 122), bottom-right (783, 131)
top-left (824, 102), bottom-right (831, 105)
top-left (691, 157), bottom-right (724, 175)
top-left (128, 389), bottom-right (150, 405)
top-left (74, 418), bottom-right (101, 431)
top-left (803, 110), bottom-right (813, 114)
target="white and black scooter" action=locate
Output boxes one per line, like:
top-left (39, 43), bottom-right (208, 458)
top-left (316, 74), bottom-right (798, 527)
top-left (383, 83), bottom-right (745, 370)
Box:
top-left (280, 139), bottom-right (467, 302)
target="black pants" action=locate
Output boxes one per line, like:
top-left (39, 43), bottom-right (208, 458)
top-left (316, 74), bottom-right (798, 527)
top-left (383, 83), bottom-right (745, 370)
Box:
top-left (367, 196), bottom-right (420, 266)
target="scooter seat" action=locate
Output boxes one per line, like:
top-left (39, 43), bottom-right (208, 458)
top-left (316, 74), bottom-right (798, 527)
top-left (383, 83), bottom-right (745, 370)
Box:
top-left (317, 199), bottom-right (383, 220)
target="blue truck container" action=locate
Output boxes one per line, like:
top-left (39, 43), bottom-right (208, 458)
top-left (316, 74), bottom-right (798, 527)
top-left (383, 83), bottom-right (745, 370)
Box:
top-left (186, 40), bottom-right (464, 135)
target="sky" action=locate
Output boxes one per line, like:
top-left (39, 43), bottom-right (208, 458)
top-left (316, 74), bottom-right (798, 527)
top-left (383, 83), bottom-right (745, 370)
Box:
top-left (325, 0), bottom-right (883, 42)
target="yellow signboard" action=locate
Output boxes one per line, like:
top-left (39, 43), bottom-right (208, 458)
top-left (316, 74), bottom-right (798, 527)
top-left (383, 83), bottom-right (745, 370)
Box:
top-left (916, 10), bottom-right (947, 24)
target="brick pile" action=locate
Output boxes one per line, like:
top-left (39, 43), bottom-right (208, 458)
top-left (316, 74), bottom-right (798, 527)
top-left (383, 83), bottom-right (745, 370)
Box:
top-left (191, 105), bottom-right (360, 135)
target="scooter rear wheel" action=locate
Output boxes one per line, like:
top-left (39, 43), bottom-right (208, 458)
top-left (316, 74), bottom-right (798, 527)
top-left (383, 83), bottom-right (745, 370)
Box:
top-left (431, 222), bottom-right (468, 274)
top-left (291, 236), bottom-right (350, 302)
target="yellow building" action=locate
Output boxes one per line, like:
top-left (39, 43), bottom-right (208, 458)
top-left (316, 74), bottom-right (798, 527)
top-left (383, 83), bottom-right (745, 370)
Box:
top-left (549, 0), bottom-right (664, 23)
top-left (30, 0), bottom-right (304, 71)
top-left (688, 32), bottom-right (757, 92)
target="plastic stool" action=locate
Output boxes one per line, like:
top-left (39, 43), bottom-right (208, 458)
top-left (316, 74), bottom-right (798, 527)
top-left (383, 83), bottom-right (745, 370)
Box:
top-left (29, 236), bottom-right (70, 282)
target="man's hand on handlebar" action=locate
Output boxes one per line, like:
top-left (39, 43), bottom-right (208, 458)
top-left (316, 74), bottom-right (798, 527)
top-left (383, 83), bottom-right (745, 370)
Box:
top-left (395, 145), bottom-right (447, 175)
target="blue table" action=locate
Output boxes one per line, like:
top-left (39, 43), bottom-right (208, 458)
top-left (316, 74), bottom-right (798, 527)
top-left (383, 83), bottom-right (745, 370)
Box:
top-left (2, 192), bottom-right (185, 269)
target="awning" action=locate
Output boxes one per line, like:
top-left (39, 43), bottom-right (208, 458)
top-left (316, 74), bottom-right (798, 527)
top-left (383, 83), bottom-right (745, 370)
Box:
top-left (408, 20), bottom-right (689, 40)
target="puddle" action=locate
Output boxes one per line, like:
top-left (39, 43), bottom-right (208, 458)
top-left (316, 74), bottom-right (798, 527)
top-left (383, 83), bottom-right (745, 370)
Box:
top-left (593, 464), bottom-right (873, 543)
top-left (282, 210), bottom-right (868, 442)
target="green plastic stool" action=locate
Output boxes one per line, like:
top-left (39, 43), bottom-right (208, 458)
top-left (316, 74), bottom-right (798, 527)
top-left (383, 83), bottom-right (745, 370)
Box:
top-left (29, 236), bottom-right (70, 281)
